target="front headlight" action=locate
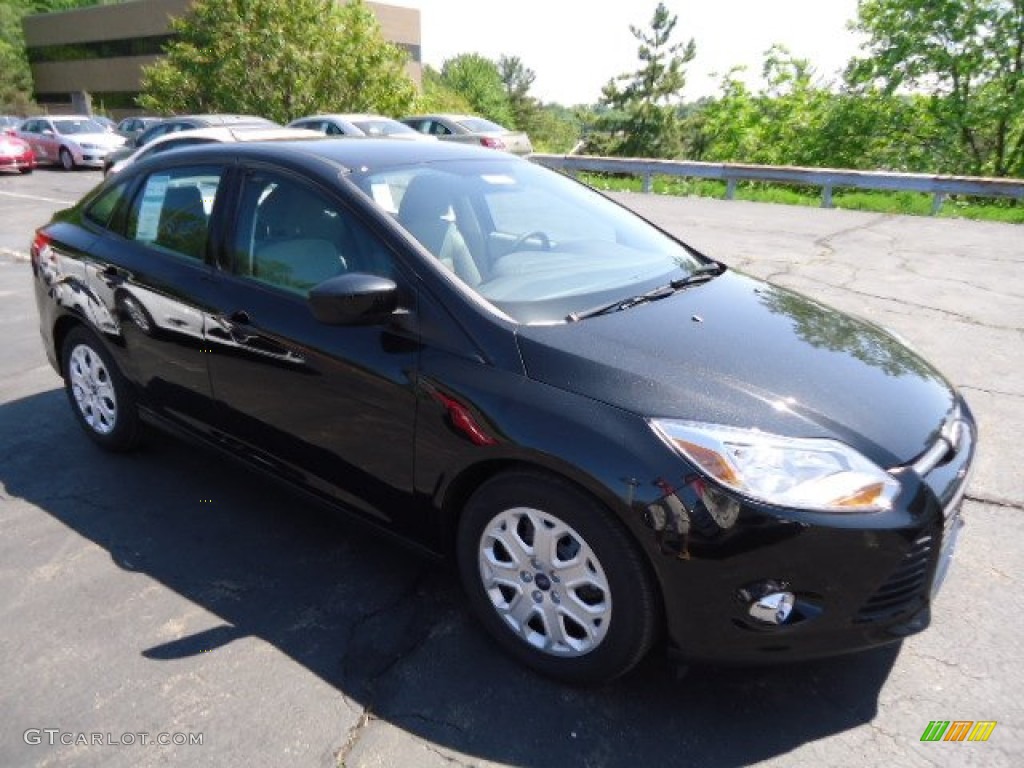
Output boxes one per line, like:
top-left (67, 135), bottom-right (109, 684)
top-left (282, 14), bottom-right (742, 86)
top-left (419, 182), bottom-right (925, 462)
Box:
top-left (649, 419), bottom-right (899, 512)
top-left (80, 143), bottom-right (97, 150)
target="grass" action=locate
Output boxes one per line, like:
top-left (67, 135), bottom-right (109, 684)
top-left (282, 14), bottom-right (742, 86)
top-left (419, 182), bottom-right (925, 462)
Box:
top-left (577, 172), bottom-right (1024, 224)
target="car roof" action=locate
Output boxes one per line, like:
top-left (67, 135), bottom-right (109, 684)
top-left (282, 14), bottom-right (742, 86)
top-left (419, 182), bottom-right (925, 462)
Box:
top-left (175, 114), bottom-right (275, 125)
top-left (136, 136), bottom-right (520, 173)
top-left (322, 114), bottom-right (400, 122)
top-left (404, 114), bottom-right (475, 122)
top-left (145, 125), bottom-right (320, 146)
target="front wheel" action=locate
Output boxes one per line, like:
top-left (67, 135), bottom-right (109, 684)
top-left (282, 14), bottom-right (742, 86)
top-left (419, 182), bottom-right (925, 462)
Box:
top-left (457, 471), bottom-right (660, 685)
top-left (61, 326), bottom-right (140, 451)
top-left (59, 147), bottom-right (75, 171)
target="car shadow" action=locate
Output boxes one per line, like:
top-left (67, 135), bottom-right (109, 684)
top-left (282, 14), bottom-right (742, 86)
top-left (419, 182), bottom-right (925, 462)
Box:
top-left (0, 389), bottom-right (899, 767)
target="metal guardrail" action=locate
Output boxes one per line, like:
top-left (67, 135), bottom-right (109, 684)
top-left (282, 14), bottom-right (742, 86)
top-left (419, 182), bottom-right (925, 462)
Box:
top-left (530, 154), bottom-right (1024, 215)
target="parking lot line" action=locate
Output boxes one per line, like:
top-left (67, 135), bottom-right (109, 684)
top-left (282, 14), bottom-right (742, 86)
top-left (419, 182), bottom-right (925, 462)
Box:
top-left (0, 190), bottom-right (75, 205)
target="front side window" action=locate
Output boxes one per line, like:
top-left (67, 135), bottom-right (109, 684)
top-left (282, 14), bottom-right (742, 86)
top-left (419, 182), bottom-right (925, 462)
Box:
top-left (353, 159), bottom-right (701, 324)
top-left (85, 181), bottom-right (130, 229)
top-left (126, 166), bottom-right (224, 261)
top-left (231, 171), bottom-right (392, 296)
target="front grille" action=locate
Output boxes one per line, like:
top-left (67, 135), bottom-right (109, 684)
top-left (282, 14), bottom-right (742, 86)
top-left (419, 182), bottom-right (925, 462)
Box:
top-left (855, 532), bottom-right (934, 623)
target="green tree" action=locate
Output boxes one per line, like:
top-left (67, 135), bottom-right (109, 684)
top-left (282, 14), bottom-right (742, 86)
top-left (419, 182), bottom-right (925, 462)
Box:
top-left (416, 65), bottom-right (474, 114)
top-left (595, 2), bottom-right (696, 158)
top-left (498, 54), bottom-right (537, 129)
top-left (438, 53), bottom-right (514, 125)
top-left (848, 0), bottom-right (1024, 177)
top-left (0, 1), bottom-right (34, 112)
top-left (139, 0), bottom-right (415, 122)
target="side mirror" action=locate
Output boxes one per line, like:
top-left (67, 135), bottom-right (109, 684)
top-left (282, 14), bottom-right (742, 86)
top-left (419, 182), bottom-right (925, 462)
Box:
top-left (42, 129), bottom-right (54, 137)
top-left (309, 273), bottom-right (399, 325)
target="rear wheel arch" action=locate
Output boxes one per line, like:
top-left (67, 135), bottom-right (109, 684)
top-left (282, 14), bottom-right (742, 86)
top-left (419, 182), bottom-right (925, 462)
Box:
top-left (52, 315), bottom-right (85, 377)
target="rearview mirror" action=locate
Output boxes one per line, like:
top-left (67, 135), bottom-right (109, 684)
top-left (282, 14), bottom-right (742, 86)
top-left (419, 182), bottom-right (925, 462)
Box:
top-left (309, 273), bottom-right (398, 325)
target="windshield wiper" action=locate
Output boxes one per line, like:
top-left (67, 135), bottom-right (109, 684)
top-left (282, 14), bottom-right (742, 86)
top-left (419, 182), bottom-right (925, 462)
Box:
top-left (566, 262), bottom-right (725, 323)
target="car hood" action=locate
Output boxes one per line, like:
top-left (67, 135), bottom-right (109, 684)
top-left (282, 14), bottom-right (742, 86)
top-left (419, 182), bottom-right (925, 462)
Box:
top-left (516, 270), bottom-right (956, 468)
top-left (65, 132), bottom-right (124, 147)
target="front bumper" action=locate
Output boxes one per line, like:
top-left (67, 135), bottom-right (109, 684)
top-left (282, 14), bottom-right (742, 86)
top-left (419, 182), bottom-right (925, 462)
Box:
top-left (0, 154), bottom-right (34, 170)
top-left (77, 153), bottom-right (109, 168)
top-left (651, 405), bottom-right (975, 664)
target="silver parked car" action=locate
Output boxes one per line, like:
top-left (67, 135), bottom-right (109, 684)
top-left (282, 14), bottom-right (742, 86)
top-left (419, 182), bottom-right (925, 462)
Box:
top-left (105, 125), bottom-right (322, 176)
top-left (16, 115), bottom-right (125, 170)
top-left (288, 113), bottom-right (434, 141)
top-left (400, 114), bottom-right (533, 155)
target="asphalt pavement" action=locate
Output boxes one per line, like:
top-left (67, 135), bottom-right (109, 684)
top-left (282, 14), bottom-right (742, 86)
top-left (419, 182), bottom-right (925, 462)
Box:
top-left (0, 168), bottom-right (1021, 768)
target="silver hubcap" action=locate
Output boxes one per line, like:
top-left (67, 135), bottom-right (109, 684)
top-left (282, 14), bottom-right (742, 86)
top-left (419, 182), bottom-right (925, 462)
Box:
top-left (68, 344), bottom-right (117, 434)
top-left (478, 507), bottom-right (611, 657)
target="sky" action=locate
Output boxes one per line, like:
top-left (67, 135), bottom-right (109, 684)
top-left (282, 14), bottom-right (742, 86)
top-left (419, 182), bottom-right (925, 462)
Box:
top-left (385, 0), bottom-right (865, 106)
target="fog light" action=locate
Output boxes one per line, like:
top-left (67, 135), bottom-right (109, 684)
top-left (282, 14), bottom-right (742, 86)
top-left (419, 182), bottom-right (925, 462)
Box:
top-left (748, 591), bottom-right (795, 625)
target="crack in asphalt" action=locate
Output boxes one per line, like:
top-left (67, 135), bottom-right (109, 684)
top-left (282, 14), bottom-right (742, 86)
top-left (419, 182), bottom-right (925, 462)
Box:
top-left (334, 708), bottom-right (372, 768)
top-left (338, 567), bottom-right (432, 687)
top-left (391, 711), bottom-right (467, 735)
top-left (757, 217), bottom-right (1024, 338)
top-left (813, 214), bottom-right (893, 257)
top-left (770, 270), bottom-right (1024, 333)
top-left (960, 385), bottom-right (1024, 400)
top-left (965, 494), bottom-right (1024, 512)
top-left (332, 568), bottom-right (445, 764)
top-left (423, 743), bottom-right (473, 767)
top-left (904, 648), bottom-right (987, 682)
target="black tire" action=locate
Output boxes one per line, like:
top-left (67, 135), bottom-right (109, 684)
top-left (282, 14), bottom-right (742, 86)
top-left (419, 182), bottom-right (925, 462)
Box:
top-left (19, 167), bottom-right (33, 175)
top-left (59, 147), bottom-right (75, 171)
top-left (61, 326), bottom-right (140, 451)
top-left (457, 470), bottom-right (659, 685)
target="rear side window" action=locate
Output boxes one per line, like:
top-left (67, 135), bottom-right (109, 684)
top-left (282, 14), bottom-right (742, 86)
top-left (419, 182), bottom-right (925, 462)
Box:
top-left (126, 166), bottom-right (224, 261)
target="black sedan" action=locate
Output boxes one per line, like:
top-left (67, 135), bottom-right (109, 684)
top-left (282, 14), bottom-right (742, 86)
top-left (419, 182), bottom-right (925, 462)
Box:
top-left (29, 139), bottom-right (974, 684)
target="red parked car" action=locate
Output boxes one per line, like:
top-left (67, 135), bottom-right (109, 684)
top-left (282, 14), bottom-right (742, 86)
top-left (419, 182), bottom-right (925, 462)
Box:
top-left (0, 134), bottom-right (35, 174)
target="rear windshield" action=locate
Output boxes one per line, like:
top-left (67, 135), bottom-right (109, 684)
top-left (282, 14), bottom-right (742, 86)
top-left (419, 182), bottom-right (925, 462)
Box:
top-left (456, 118), bottom-right (505, 133)
top-left (352, 120), bottom-right (418, 137)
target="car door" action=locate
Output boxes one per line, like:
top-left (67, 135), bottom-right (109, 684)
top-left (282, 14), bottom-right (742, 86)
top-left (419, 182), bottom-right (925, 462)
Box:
top-left (204, 165), bottom-right (419, 524)
top-left (85, 163), bottom-right (228, 432)
top-left (21, 119), bottom-right (51, 162)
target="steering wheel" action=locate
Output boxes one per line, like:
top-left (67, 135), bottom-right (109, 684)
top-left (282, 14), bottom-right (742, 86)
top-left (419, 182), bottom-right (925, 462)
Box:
top-left (509, 230), bottom-right (552, 252)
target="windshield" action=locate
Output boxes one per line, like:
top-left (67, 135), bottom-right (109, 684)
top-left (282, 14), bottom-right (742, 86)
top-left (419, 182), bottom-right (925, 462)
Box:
top-left (53, 119), bottom-right (106, 135)
top-left (457, 117), bottom-right (506, 133)
top-left (352, 119), bottom-right (417, 137)
top-left (352, 159), bottom-right (702, 323)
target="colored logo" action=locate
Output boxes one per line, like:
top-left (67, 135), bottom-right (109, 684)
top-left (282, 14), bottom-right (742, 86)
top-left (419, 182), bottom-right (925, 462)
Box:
top-left (920, 721), bottom-right (997, 742)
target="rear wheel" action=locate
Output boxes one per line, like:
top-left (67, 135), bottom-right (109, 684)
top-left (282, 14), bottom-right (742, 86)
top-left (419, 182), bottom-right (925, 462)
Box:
top-left (61, 327), bottom-right (140, 451)
top-left (59, 147), bottom-right (75, 171)
top-left (457, 471), bottom-right (659, 684)
top-left (19, 167), bottom-right (33, 175)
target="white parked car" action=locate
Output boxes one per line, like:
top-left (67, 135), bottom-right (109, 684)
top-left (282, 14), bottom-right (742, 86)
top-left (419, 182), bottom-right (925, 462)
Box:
top-left (16, 115), bottom-right (125, 170)
top-left (288, 113), bottom-right (435, 141)
top-left (105, 125), bottom-right (322, 176)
